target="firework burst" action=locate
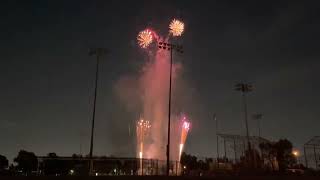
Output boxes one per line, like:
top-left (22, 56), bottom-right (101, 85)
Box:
top-left (137, 29), bottom-right (153, 48)
top-left (169, 19), bottom-right (184, 37)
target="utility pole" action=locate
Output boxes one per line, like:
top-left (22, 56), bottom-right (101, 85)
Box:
top-left (88, 48), bottom-right (108, 175)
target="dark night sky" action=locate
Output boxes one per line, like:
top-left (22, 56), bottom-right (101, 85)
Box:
top-left (1, 0), bottom-right (320, 161)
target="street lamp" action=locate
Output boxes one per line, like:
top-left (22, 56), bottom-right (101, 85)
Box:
top-left (88, 48), bottom-right (108, 175)
top-left (235, 82), bottom-right (253, 166)
top-left (158, 41), bottom-right (183, 176)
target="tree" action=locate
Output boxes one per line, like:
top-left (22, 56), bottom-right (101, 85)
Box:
top-left (180, 152), bottom-right (198, 173)
top-left (47, 152), bottom-right (57, 158)
top-left (274, 139), bottom-right (296, 171)
top-left (14, 150), bottom-right (38, 175)
top-left (43, 152), bottom-right (66, 175)
top-left (260, 139), bottom-right (296, 172)
top-left (260, 142), bottom-right (277, 171)
top-left (0, 154), bottom-right (9, 170)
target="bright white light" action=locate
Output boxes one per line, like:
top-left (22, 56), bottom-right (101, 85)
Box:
top-left (69, 169), bottom-right (74, 175)
top-left (292, 150), bottom-right (299, 157)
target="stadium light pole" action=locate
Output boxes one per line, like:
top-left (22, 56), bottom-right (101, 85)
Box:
top-left (213, 113), bottom-right (220, 166)
top-left (158, 42), bottom-right (183, 176)
top-left (88, 48), bottom-right (108, 175)
top-left (252, 113), bottom-right (263, 138)
top-left (235, 82), bottom-right (253, 166)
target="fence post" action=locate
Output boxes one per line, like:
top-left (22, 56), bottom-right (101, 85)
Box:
top-left (304, 146), bottom-right (308, 168)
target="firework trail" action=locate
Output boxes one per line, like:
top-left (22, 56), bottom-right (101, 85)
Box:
top-left (179, 115), bottom-right (190, 160)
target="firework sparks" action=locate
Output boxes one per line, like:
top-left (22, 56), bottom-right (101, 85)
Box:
top-left (137, 29), bottom-right (153, 48)
top-left (169, 19), bottom-right (184, 37)
top-left (179, 115), bottom-right (191, 160)
top-left (136, 118), bottom-right (151, 157)
top-left (183, 121), bottom-right (190, 131)
top-left (136, 118), bottom-right (151, 175)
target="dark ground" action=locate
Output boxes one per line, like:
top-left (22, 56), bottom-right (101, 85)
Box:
top-left (0, 176), bottom-right (319, 180)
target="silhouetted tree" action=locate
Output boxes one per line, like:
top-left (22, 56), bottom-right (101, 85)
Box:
top-left (238, 148), bottom-right (262, 170)
top-left (260, 142), bottom-right (277, 171)
top-left (274, 139), bottom-right (296, 171)
top-left (43, 152), bottom-right (68, 175)
top-left (47, 152), bottom-right (57, 158)
top-left (72, 154), bottom-right (82, 159)
top-left (0, 154), bottom-right (9, 170)
top-left (180, 152), bottom-right (198, 173)
top-left (14, 150), bottom-right (38, 175)
top-left (260, 139), bottom-right (296, 172)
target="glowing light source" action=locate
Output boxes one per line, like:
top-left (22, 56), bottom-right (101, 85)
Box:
top-left (137, 29), bottom-right (153, 48)
top-left (179, 143), bottom-right (184, 159)
top-left (292, 150), bottom-right (299, 157)
top-left (69, 169), bottom-right (74, 175)
top-left (169, 19), bottom-right (184, 37)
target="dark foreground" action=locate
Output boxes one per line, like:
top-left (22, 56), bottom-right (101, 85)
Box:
top-left (0, 176), bottom-right (319, 180)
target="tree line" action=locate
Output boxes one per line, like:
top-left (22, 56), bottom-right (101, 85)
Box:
top-left (0, 138), bottom-right (308, 176)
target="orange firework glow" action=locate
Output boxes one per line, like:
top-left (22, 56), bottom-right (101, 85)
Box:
top-left (179, 115), bottom-right (191, 160)
top-left (136, 118), bottom-right (151, 158)
top-left (137, 29), bottom-right (153, 48)
top-left (169, 19), bottom-right (184, 36)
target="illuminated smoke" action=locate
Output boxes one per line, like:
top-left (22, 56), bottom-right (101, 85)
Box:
top-left (136, 118), bottom-right (151, 159)
top-left (115, 18), bottom-right (191, 162)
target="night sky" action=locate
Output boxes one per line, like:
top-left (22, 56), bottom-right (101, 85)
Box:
top-left (1, 0), bottom-right (320, 162)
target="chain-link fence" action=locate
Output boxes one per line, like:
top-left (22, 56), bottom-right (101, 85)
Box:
top-left (38, 157), bottom-right (181, 176)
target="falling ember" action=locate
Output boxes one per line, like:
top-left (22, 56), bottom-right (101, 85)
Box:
top-left (137, 29), bottom-right (153, 48)
top-left (169, 19), bottom-right (184, 37)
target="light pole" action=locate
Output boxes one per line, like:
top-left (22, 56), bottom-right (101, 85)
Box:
top-left (213, 113), bottom-right (220, 166)
top-left (252, 113), bottom-right (263, 138)
top-left (235, 83), bottom-right (253, 166)
top-left (88, 48), bottom-right (108, 175)
top-left (158, 42), bottom-right (183, 176)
